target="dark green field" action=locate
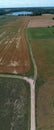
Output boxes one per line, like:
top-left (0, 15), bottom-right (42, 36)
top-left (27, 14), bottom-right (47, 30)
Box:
top-left (0, 77), bottom-right (30, 130)
top-left (26, 26), bottom-right (54, 130)
top-left (26, 27), bottom-right (54, 40)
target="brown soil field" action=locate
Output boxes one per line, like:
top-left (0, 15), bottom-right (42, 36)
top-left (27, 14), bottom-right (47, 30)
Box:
top-left (0, 16), bottom-right (30, 74)
top-left (28, 14), bottom-right (54, 27)
top-left (37, 81), bottom-right (54, 130)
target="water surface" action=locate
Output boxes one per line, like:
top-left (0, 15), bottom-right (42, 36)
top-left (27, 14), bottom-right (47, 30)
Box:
top-left (8, 11), bottom-right (32, 16)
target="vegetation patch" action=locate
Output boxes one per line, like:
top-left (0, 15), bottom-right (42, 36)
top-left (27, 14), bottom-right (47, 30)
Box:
top-left (27, 27), bottom-right (54, 40)
top-left (25, 29), bottom-right (34, 77)
top-left (0, 77), bottom-right (30, 130)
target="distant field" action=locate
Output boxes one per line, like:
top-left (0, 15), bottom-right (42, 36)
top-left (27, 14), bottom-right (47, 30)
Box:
top-left (26, 26), bottom-right (54, 130)
top-left (28, 14), bottom-right (54, 27)
top-left (0, 16), bottom-right (30, 74)
top-left (0, 77), bottom-right (30, 130)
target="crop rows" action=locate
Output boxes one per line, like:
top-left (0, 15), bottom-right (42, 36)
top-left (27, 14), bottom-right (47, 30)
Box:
top-left (0, 16), bottom-right (30, 74)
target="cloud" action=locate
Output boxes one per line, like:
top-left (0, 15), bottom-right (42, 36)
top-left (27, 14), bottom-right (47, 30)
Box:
top-left (0, 0), bottom-right (54, 7)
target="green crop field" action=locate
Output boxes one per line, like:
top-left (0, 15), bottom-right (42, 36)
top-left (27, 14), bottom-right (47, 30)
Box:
top-left (26, 26), bottom-right (54, 130)
top-left (26, 27), bottom-right (54, 40)
top-left (0, 77), bottom-right (30, 130)
top-left (26, 27), bottom-right (54, 80)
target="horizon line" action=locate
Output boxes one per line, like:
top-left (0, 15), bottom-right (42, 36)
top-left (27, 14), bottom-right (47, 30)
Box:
top-left (0, 6), bottom-right (54, 9)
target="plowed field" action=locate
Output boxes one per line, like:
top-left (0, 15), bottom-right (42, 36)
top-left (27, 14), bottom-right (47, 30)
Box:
top-left (0, 16), bottom-right (30, 74)
top-left (28, 14), bottom-right (54, 28)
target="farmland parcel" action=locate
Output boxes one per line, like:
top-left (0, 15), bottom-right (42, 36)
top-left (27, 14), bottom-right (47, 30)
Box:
top-left (26, 14), bottom-right (54, 130)
top-left (0, 77), bottom-right (30, 130)
top-left (0, 14), bottom-right (54, 130)
top-left (0, 16), bottom-right (31, 130)
top-left (0, 16), bottom-right (30, 74)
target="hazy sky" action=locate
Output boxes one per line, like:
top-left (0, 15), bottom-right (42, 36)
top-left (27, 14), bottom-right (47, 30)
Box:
top-left (0, 0), bottom-right (54, 8)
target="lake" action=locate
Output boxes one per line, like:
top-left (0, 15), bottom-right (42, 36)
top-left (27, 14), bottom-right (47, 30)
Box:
top-left (8, 11), bottom-right (32, 16)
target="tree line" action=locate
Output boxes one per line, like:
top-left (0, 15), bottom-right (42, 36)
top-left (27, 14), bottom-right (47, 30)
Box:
top-left (0, 7), bottom-right (54, 16)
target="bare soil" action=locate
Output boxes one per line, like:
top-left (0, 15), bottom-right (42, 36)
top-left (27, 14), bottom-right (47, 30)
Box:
top-left (28, 14), bottom-right (54, 27)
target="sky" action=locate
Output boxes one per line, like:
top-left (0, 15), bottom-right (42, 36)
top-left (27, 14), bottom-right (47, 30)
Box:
top-left (0, 0), bottom-right (54, 8)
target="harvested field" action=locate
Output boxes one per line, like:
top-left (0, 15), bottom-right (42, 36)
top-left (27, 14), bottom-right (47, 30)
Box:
top-left (37, 81), bottom-right (54, 130)
top-left (28, 14), bottom-right (54, 27)
top-left (0, 16), bottom-right (30, 74)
